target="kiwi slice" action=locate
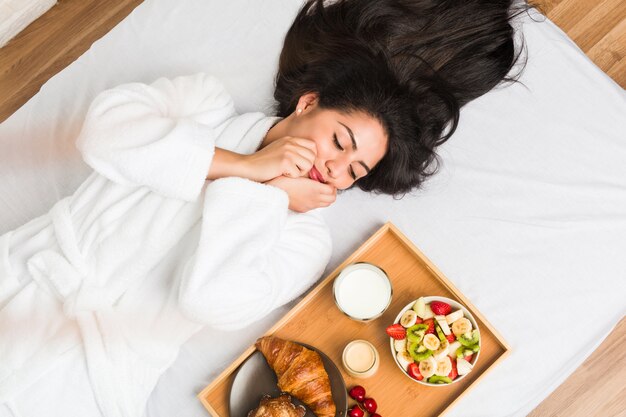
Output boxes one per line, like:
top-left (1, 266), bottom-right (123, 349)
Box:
top-left (456, 346), bottom-right (468, 358)
top-left (428, 375), bottom-right (452, 384)
top-left (458, 330), bottom-right (480, 347)
top-left (456, 347), bottom-right (477, 358)
top-left (406, 323), bottom-right (428, 343)
top-left (435, 324), bottom-right (446, 342)
top-left (408, 342), bottom-right (432, 361)
top-left (410, 348), bottom-right (433, 362)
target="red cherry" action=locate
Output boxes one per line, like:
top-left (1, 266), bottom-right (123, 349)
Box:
top-left (348, 405), bottom-right (365, 417)
top-left (348, 385), bottom-right (366, 402)
top-left (371, 414), bottom-right (382, 417)
top-left (362, 398), bottom-right (378, 413)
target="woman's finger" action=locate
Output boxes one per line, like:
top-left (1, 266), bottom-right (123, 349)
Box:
top-left (290, 154), bottom-right (314, 175)
top-left (292, 146), bottom-right (316, 165)
top-left (283, 141), bottom-right (316, 167)
top-left (281, 151), bottom-right (307, 174)
top-left (282, 164), bottom-right (300, 178)
top-left (290, 137), bottom-right (318, 155)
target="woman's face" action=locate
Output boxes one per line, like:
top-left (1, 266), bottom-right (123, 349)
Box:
top-left (276, 93), bottom-right (388, 190)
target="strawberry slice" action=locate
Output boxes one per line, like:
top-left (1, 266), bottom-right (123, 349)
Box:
top-left (464, 354), bottom-right (473, 362)
top-left (407, 362), bottom-right (424, 381)
top-left (448, 358), bottom-right (458, 380)
top-left (446, 333), bottom-right (456, 343)
top-left (430, 301), bottom-right (452, 315)
top-left (423, 318), bottom-right (435, 334)
top-left (386, 323), bottom-right (407, 340)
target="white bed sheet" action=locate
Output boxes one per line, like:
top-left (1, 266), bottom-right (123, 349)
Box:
top-left (0, 1), bottom-right (625, 416)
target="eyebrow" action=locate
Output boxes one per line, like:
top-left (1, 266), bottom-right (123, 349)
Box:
top-left (338, 121), bottom-right (371, 174)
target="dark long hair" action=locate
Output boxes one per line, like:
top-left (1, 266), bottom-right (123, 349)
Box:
top-left (274, 0), bottom-right (530, 195)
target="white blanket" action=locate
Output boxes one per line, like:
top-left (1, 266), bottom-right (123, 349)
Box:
top-left (0, 1), bottom-right (624, 416)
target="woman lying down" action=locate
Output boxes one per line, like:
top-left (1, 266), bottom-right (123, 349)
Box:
top-left (0, 0), bottom-right (525, 415)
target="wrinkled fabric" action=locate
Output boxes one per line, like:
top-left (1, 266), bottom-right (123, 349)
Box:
top-left (0, 73), bottom-right (331, 417)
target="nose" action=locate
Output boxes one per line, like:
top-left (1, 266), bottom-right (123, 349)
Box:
top-left (325, 154), bottom-right (351, 179)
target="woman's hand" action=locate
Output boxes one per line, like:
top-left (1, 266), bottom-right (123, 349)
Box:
top-left (242, 136), bottom-right (318, 183)
top-left (266, 176), bottom-right (337, 213)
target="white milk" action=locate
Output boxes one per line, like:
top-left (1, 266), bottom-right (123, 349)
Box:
top-left (333, 263), bottom-right (392, 320)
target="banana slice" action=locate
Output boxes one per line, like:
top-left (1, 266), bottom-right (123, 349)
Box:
top-left (418, 356), bottom-right (437, 378)
top-left (397, 350), bottom-right (414, 370)
top-left (433, 339), bottom-right (450, 360)
top-left (422, 334), bottom-right (440, 351)
top-left (394, 338), bottom-right (407, 353)
top-left (451, 317), bottom-right (472, 336)
top-left (400, 310), bottom-right (418, 328)
top-left (445, 310), bottom-right (464, 324)
top-left (435, 356), bottom-right (453, 377)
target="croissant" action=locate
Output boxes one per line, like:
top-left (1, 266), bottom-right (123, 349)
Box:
top-left (255, 336), bottom-right (336, 417)
top-left (247, 394), bottom-right (306, 417)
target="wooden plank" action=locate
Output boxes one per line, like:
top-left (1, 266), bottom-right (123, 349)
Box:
top-left (535, 0), bottom-right (567, 16)
top-left (536, 0), bottom-right (626, 88)
top-left (0, 0), bottom-right (144, 123)
top-left (546, 0), bottom-right (605, 33)
top-left (567, 0), bottom-right (626, 52)
top-left (586, 18), bottom-right (626, 72)
top-left (528, 317), bottom-right (626, 417)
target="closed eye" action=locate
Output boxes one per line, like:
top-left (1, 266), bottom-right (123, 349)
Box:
top-left (334, 133), bottom-right (358, 180)
top-left (333, 133), bottom-right (344, 151)
top-left (349, 166), bottom-right (357, 180)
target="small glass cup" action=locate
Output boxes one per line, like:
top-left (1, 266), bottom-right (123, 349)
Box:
top-left (333, 262), bottom-right (392, 321)
top-left (342, 340), bottom-right (380, 378)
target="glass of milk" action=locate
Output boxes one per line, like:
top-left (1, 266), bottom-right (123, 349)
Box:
top-left (333, 262), bottom-right (392, 321)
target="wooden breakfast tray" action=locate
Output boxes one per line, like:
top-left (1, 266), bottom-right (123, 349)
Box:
top-left (199, 222), bottom-right (510, 416)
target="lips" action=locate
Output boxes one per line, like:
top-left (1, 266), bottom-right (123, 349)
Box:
top-left (308, 166), bottom-right (326, 183)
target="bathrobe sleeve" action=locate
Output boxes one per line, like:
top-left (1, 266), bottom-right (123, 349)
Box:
top-left (76, 73), bottom-right (236, 201)
top-left (178, 177), bottom-right (333, 331)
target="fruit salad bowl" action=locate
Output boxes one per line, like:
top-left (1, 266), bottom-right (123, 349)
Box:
top-left (386, 296), bottom-right (481, 386)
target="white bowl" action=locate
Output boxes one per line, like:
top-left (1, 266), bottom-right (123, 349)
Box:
top-left (389, 296), bottom-right (480, 386)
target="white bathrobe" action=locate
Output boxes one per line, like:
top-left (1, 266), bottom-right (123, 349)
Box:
top-left (0, 73), bottom-right (332, 417)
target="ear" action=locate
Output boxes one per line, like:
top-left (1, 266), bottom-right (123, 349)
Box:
top-left (295, 92), bottom-right (319, 115)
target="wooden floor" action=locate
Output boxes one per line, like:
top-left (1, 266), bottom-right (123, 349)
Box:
top-left (528, 317), bottom-right (626, 417)
top-left (538, 0), bottom-right (626, 87)
top-left (0, 0), bottom-right (144, 122)
top-left (0, 0), bottom-right (625, 416)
